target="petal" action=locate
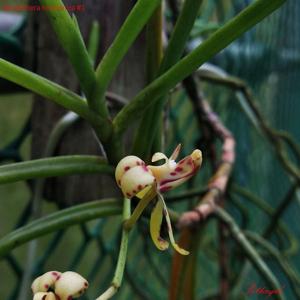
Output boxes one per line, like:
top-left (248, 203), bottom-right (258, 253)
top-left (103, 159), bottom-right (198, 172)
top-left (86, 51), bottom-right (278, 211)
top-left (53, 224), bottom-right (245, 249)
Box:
top-left (191, 149), bottom-right (202, 165)
top-left (151, 152), bottom-right (168, 163)
top-left (119, 166), bottom-right (155, 198)
top-left (158, 194), bottom-right (189, 255)
top-left (33, 292), bottom-right (57, 300)
top-left (54, 271), bottom-right (88, 300)
top-left (169, 144), bottom-right (181, 160)
top-left (158, 149), bottom-right (202, 192)
top-left (31, 271), bottom-right (61, 293)
top-left (115, 155), bottom-right (145, 187)
top-left (150, 199), bottom-right (169, 251)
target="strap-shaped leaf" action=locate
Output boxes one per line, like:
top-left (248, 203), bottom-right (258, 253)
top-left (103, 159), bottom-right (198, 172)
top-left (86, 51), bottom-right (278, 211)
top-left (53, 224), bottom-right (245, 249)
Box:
top-left (150, 199), bottom-right (169, 251)
top-left (0, 155), bottom-right (113, 184)
top-left (158, 194), bottom-right (189, 255)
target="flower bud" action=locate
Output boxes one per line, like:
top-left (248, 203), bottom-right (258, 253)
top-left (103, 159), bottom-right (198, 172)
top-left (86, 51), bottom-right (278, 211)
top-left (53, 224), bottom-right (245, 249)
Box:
top-left (31, 271), bottom-right (61, 293)
top-left (115, 156), bottom-right (155, 198)
top-left (33, 292), bottom-right (56, 300)
top-left (55, 271), bottom-right (88, 300)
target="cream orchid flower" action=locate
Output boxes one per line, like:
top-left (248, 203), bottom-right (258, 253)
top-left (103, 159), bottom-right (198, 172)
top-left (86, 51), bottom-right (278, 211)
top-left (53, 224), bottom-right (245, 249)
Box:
top-left (115, 144), bottom-right (202, 255)
top-left (31, 271), bottom-right (88, 300)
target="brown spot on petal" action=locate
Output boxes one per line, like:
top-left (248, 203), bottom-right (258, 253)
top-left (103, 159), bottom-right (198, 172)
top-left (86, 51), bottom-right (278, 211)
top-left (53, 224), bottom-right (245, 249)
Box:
top-left (124, 166), bottom-right (130, 171)
top-left (138, 184), bottom-right (143, 190)
top-left (44, 284), bottom-right (49, 289)
top-left (52, 272), bottom-right (58, 276)
top-left (84, 282), bottom-right (88, 287)
top-left (136, 161), bottom-right (141, 166)
top-left (175, 167), bottom-right (183, 172)
top-left (126, 192), bottom-right (131, 198)
top-left (170, 172), bottom-right (177, 176)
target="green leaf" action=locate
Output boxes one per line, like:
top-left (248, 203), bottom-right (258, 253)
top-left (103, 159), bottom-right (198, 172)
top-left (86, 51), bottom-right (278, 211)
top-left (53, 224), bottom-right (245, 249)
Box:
top-left (88, 21), bottom-right (101, 66)
top-left (113, 0), bottom-right (286, 135)
top-left (41, 0), bottom-right (108, 116)
top-left (132, 0), bottom-right (203, 158)
top-left (0, 155), bottom-right (113, 184)
top-left (0, 199), bottom-right (122, 258)
top-left (93, 0), bottom-right (161, 104)
top-left (0, 59), bottom-right (113, 142)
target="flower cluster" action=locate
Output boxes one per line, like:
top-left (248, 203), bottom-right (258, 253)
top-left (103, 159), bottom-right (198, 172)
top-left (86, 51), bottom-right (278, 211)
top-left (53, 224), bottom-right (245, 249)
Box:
top-left (32, 271), bottom-right (88, 300)
top-left (115, 145), bottom-right (202, 255)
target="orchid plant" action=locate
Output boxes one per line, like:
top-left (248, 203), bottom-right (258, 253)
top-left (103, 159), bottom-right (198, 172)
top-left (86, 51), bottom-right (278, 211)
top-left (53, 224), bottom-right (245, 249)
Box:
top-left (0, 0), bottom-right (287, 299)
top-left (115, 144), bottom-right (202, 255)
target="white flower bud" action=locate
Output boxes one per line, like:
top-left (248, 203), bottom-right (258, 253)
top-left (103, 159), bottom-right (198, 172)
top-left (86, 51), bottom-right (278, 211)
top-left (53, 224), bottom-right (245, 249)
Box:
top-left (55, 271), bottom-right (88, 300)
top-left (33, 292), bottom-right (56, 300)
top-left (31, 271), bottom-right (61, 293)
top-left (115, 156), bottom-right (155, 198)
top-left (115, 155), bottom-right (145, 187)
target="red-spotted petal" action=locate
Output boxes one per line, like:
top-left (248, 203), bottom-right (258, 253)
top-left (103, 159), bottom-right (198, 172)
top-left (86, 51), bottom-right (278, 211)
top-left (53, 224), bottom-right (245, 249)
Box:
top-left (149, 148), bottom-right (202, 193)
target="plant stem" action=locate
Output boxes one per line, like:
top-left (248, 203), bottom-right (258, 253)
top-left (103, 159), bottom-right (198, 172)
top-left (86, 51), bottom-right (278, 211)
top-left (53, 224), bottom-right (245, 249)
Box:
top-left (263, 182), bottom-right (298, 237)
top-left (113, 0), bottom-right (286, 135)
top-left (232, 184), bottom-right (299, 257)
top-left (214, 207), bottom-right (285, 300)
top-left (199, 68), bottom-right (300, 182)
top-left (245, 231), bottom-right (300, 298)
top-left (96, 198), bottom-right (131, 300)
top-left (178, 95), bottom-right (235, 228)
top-left (0, 155), bottom-right (113, 184)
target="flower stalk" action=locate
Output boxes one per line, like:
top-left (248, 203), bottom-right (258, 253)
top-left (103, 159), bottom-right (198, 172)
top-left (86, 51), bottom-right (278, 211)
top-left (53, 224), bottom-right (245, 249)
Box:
top-left (96, 198), bottom-right (131, 300)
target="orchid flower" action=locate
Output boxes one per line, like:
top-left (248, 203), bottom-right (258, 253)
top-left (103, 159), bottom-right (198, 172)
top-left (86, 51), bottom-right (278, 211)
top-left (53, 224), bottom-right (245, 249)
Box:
top-left (115, 144), bottom-right (202, 255)
top-left (31, 271), bottom-right (88, 300)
